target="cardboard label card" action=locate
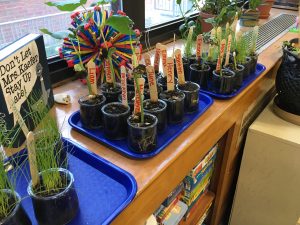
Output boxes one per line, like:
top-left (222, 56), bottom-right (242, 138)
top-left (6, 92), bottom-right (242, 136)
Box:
top-left (174, 49), bottom-right (185, 85)
top-left (216, 39), bottom-right (226, 71)
top-left (87, 60), bottom-right (97, 95)
top-left (160, 44), bottom-right (168, 76)
top-left (225, 34), bottom-right (232, 66)
top-left (196, 34), bottom-right (203, 60)
top-left (134, 77), bottom-right (145, 114)
top-left (146, 65), bottom-right (158, 102)
top-left (166, 57), bottom-right (175, 91)
top-left (154, 43), bottom-right (161, 72)
top-left (104, 59), bottom-right (113, 83)
top-left (144, 53), bottom-right (152, 67)
top-left (120, 65), bottom-right (128, 106)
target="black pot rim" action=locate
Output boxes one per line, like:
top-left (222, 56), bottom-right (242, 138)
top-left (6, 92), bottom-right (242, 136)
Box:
top-left (0, 189), bottom-right (21, 224)
top-left (160, 90), bottom-right (185, 102)
top-left (78, 94), bottom-right (106, 107)
top-left (143, 99), bottom-right (167, 112)
top-left (28, 168), bottom-right (74, 200)
top-left (100, 82), bottom-right (122, 92)
top-left (190, 63), bottom-right (210, 72)
top-left (177, 81), bottom-right (200, 93)
top-left (127, 113), bottom-right (158, 130)
top-left (224, 64), bottom-right (245, 72)
top-left (101, 102), bottom-right (130, 117)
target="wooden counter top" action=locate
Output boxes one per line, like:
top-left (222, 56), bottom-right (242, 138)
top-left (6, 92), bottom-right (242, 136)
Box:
top-left (52, 9), bottom-right (298, 225)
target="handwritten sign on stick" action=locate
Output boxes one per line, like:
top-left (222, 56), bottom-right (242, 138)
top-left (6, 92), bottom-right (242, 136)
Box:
top-left (146, 65), bottom-right (158, 102)
top-left (166, 57), bottom-right (175, 91)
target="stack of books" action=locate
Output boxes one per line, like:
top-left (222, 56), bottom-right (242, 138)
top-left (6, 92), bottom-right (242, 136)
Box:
top-left (181, 145), bottom-right (218, 221)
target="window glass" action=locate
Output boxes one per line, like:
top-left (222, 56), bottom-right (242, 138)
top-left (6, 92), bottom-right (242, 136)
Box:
top-left (145, 0), bottom-right (197, 28)
top-left (0, 0), bottom-right (113, 58)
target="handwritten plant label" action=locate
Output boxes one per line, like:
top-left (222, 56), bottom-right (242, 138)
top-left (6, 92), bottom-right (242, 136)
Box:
top-left (231, 12), bottom-right (239, 33)
top-left (196, 34), bottom-right (203, 60)
top-left (144, 53), bottom-right (152, 67)
top-left (160, 44), bottom-right (168, 76)
top-left (87, 60), bottom-right (97, 95)
top-left (104, 59), bottom-right (113, 83)
top-left (208, 44), bottom-right (213, 59)
top-left (146, 65), bottom-right (158, 102)
top-left (174, 49), bottom-right (185, 85)
top-left (217, 26), bottom-right (222, 42)
top-left (225, 34), bottom-right (232, 66)
top-left (131, 54), bottom-right (138, 69)
top-left (134, 77), bottom-right (145, 114)
top-left (187, 26), bottom-right (194, 42)
top-left (216, 39), bottom-right (226, 71)
top-left (135, 47), bottom-right (141, 65)
top-left (166, 57), bottom-right (175, 91)
top-left (120, 65), bottom-right (128, 106)
top-left (0, 41), bottom-right (38, 125)
top-left (154, 43), bottom-right (161, 72)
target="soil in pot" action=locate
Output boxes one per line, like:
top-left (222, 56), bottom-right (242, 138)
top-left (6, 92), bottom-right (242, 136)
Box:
top-left (177, 81), bottom-right (200, 113)
top-left (127, 113), bottom-right (158, 153)
top-left (0, 190), bottom-right (31, 225)
top-left (78, 94), bottom-right (106, 129)
top-left (159, 90), bottom-right (185, 124)
top-left (189, 63), bottom-right (210, 89)
top-left (100, 82), bottom-right (122, 103)
top-left (118, 91), bottom-right (135, 112)
top-left (224, 63), bottom-right (245, 89)
top-left (157, 76), bottom-right (178, 91)
top-left (101, 102), bottom-right (130, 140)
top-left (28, 168), bottom-right (79, 225)
top-left (212, 69), bottom-right (236, 94)
top-left (144, 99), bottom-right (167, 132)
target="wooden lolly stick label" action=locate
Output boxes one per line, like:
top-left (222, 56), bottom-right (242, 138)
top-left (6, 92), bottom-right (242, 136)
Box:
top-left (211, 28), bottom-right (216, 39)
top-left (217, 26), bottom-right (222, 42)
top-left (135, 47), bottom-right (141, 65)
top-left (231, 12), bottom-right (239, 33)
top-left (104, 59), bottom-right (113, 83)
top-left (87, 60), bottom-right (97, 95)
top-left (166, 57), bottom-right (175, 91)
top-left (208, 44), bottom-right (213, 58)
top-left (144, 53), bottom-right (152, 67)
top-left (187, 26), bottom-right (194, 41)
top-left (226, 22), bottom-right (229, 34)
top-left (174, 49), bottom-right (185, 85)
top-left (134, 77), bottom-right (145, 114)
top-left (196, 34), bottom-right (203, 59)
top-left (225, 34), bottom-right (232, 66)
top-left (154, 43), bottom-right (161, 72)
top-left (160, 44), bottom-right (168, 76)
top-left (132, 54), bottom-right (138, 69)
top-left (120, 65), bottom-right (128, 106)
top-left (146, 65), bottom-right (158, 102)
top-left (216, 39), bottom-right (226, 71)
top-left (27, 131), bottom-right (39, 187)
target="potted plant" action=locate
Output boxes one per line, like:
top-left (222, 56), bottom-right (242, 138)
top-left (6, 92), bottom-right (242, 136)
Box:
top-left (144, 65), bottom-right (167, 133)
top-left (224, 52), bottom-right (245, 89)
top-left (257, 0), bottom-right (275, 19)
top-left (240, 0), bottom-right (261, 27)
top-left (248, 26), bottom-right (259, 74)
top-left (235, 32), bottom-right (252, 79)
top-left (0, 117), bottom-right (31, 225)
top-left (127, 68), bottom-right (158, 153)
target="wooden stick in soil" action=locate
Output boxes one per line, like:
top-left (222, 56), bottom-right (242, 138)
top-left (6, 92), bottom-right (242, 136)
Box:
top-left (172, 33), bottom-right (176, 58)
top-left (154, 43), bottom-right (161, 73)
top-left (216, 39), bottom-right (227, 74)
top-left (133, 77), bottom-right (145, 123)
top-left (144, 53), bottom-right (152, 67)
top-left (160, 44), bottom-right (168, 77)
top-left (86, 60), bottom-right (97, 95)
top-left (146, 66), bottom-right (158, 102)
top-left (231, 12), bottom-right (239, 34)
top-left (27, 131), bottom-right (40, 188)
top-left (175, 49), bottom-right (185, 85)
top-left (120, 65), bottom-right (128, 106)
top-left (166, 57), bottom-right (175, 91)
top-left (225, 34), bottom-right (232, 67)
top-left (108, 58), bottom-right (116, 88)
top-left (196, 34), bottom-right (203, 65)
top-left (105, 59), bottom-right (113, 84)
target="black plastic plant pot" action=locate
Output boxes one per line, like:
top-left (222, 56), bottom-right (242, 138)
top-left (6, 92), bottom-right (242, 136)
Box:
top-left (242, 57), bottom-right (252, 79)
top-left (127, 113), bottom-right (158, 153)
top-left (0, 190), bottom-right (31, 225)
top-left (127, 78), bottom-right (135, 91)
top-left (177, 81), bottom-right (200, 113)
top-left (118, 91), bottom-right (135, 112)
top-left (144, 99), bottom-right (167, 132)
top-left (205, 61), bottom-right (217, 78)
top-left (100, 82), bottom-right (122, 103)
top-left (212, 69), bottom-right (236, 94)
top-left (182, 57), bottom-right (191, 81)
top-left (28, 168), bottom-right (79, 225)
top-left (224, 64), bottom-right (245, 89)
top-left (159, 90), bottom-right (185, 124)
top-left (250, 54), bottom-right (258, 74)
top-left (101, 102), bottom-right (130, 140)
top-left (189, 63), bottom-right (210, 89)
top-left (157, 76), bottom-right (178, 91)
top-left (78, 94), bottom-right (106, 129)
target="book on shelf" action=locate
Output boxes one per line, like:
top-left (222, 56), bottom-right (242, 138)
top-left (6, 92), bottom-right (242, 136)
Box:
top-left (0, 34), bottom-right (54, 148)
top-left (162, 182), bottom-right (184, 207)
top-left (156, 195), bottom-right (181, 223)
top-left (161, 201), bottom-right (188, 225)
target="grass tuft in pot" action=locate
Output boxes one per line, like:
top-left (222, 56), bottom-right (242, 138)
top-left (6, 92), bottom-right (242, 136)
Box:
top-left (235, 31), bottom-right (251, 79)
top-left (249, 25), bottom-right (259, 73)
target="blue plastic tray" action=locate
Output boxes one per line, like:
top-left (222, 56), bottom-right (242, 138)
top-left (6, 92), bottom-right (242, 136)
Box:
top-left (9, 139), bottom-right (137, 225)
top-left (200, 63), bottom-right (266, 99)
top-left (68, 93), bottom-right (213, 159)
